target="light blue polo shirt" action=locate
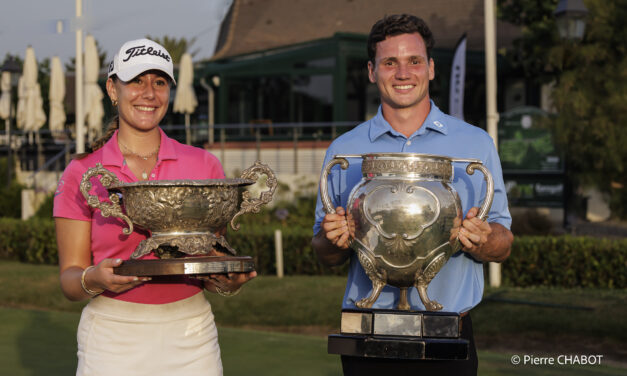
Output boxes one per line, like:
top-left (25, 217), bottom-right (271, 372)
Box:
top-left (313, 102), bottom-right (511, 313)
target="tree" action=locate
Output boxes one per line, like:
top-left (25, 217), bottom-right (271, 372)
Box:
top-left (498, 0), bottom-right (627, 219)
top-left (145, 35), bottom-right (199, 64)
top-left (497, 0), bottom-right (562, 84)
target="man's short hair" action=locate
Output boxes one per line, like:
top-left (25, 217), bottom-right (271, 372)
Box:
top-left (367, 14), bottom-right (435, 63)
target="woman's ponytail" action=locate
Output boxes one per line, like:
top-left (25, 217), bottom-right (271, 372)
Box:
top-left (74, 116), bottom-right (119, 159)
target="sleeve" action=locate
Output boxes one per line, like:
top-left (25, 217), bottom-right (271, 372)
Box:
top-left (484, 140), bottom-right (512, 230)
top-left (53, 160), bottom-right (93, 221)
top-left (313, 145), bottom-right (341, 236)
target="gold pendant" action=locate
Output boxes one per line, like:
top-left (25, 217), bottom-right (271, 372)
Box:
top-left (141, 172), bottom-right (148, 180)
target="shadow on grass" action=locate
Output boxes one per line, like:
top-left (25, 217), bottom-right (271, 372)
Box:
top-left (16, 310), bottom-right (77, 375)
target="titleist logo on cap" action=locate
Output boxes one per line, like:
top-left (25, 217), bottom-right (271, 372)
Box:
top-left (108, 38), bottom-right (176, 84)
top-left (122, 45), bottom-right (171, 63)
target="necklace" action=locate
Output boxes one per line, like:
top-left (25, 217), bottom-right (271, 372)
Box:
top-left (118, 139), bottom-right (160, 160)
top-left (118, 139), bottom-right (160, 180)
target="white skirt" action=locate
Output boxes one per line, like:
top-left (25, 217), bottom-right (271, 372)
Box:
top-left (76, 292), bottom-right (222, 376)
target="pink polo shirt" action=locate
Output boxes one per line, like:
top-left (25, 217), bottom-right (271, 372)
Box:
top-left (53, 128), bottom-right (225, 304)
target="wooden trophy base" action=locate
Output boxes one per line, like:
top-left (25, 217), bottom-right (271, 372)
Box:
top-left (113, 256), bottom-right (255, 277)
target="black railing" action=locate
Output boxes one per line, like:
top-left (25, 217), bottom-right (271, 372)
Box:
top-left (1, 120), bottom-right (360, 178)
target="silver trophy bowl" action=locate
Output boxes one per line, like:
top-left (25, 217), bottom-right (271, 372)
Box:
top-left (80, 161), bottom-right (277, 261)
top-left (320, 153), bottom-right (493, 311)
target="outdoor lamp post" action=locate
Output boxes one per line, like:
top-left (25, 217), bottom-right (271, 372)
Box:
top-left (554, 0), bottom-right (589, 41)
top-left (554, 0), bottom-right (588, 228)
top-left (0, 58), bottom-right (21, 82)
top-left (1, 58), bottom-right (22, 188)
top-left (200, 75), bottom-right (220, 145)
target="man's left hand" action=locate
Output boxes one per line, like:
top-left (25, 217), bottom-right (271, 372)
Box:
top-left (457, 206), bottom-right (514, 263)
top-left (458, 206), bottom-right (492, 256)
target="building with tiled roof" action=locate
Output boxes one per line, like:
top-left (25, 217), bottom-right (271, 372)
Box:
top-left (213, 0), bottom-right (519, 59)
top-left (195, 0), bottom-right (529, 134)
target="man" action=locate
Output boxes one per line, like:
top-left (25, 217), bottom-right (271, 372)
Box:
top-left (312, 14), bottom-right (513, 375)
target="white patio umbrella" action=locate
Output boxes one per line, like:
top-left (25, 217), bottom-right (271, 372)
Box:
top-left (22, 46), bottom-right (46, 142)
top-left (0, 72), bottom-right (11, 121)
top-left (48, 56), bottom-right (66, 139)
top-left (0, 72), bottom-right (11, 145)
top-left (173, 53), bottom-right (197, 145)
top-left (15, 76), bottom-right (26, 131)
top-left (84, 35), bottom-right (104, 143)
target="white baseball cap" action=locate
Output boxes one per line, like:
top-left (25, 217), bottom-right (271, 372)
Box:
top-left (108, 38), bottom-right (176, 84)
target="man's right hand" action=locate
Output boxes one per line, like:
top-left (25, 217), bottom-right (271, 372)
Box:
top-left (321, 206), bottom-right (352, 249)
top-left (312, 206), bottom-right (354, 266)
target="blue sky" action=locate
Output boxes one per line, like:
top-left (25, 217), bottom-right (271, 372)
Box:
top-left (0, 0), bottom-right (233, 65)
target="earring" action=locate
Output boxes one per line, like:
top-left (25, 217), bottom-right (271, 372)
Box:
top-left (112, 99), bottom-right (118, 107)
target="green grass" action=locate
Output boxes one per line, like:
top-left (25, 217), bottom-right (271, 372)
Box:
top-left (0, 306), bottom-right (341, 376)
top-left (477, 351), bottom-right (625, 376)
top-left (0, 307), bottom-right (79, 376)
top-left (0, 260), bottom-right (625, 375)
top-left (1, 307), bottom-right (624, 376)
top-left (477, 286), bottom-right (627, 340)
top-left (219, 327), bottom-right (340, 375)
top-left (208, 274), bottom-right (344, 327)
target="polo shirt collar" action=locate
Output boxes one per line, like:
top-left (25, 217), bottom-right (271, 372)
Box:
top-left (369, 100), bottom-right (449, 142)
top-left (156, 127), bottom-right (177, 161)
top-left (101, 127), bottom-right (178, 167)
top-left (422, 103), bottom-right (449, 136)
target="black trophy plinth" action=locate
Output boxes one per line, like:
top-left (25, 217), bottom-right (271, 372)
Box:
top-left (328, 308), bottom-right (469, 360)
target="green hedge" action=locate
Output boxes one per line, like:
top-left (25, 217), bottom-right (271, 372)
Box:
top-left (1, 218), bottom-right (625, 288)
top-left (0, 157), bottom-right (24, 219)
top-left (502, 236), bottom-right (627, 288)
top-left (226, 224), bottom-right (348, 276)
top-left (0, 218), bottom-right (58, 264)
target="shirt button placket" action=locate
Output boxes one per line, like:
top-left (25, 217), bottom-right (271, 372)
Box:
top-left (403, 139), bottom-right (412, 151)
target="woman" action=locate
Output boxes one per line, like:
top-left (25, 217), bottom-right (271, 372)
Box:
top-left (53, 38), bottom-right (254, 376)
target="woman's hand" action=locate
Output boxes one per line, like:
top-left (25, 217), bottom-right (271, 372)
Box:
top-left (199, 271), bottom-right (257, 295)
top-left (84, 258), bottom-right (151, 295)
top-left (57, 218), bottom-right (151, 301)
top-left (195, 267), bottom-right (257, 295)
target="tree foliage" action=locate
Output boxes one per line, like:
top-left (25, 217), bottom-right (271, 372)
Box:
top-left (498, 0), bottom-right (627, 219)
top-left (498, 0), bottom-right (562, 84)
top-left (144, 35), bottom-right (199, 64)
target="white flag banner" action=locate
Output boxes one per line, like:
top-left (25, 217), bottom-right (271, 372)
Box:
top-left (449, 33), bottom-right (467, 120)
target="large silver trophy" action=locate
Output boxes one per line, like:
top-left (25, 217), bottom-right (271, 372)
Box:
top-left (320, 153), bottom-right (493, 360)
top-left (80, 161), bottom-right (277, 276)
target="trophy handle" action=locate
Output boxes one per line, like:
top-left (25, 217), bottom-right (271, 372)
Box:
top-left (80, 163), bottom-right (134, 235)
top-left (320, 156), bottom-right (350, 214)
top-left (230, 161), bottom-right (277, 231)
top-left (461, 161), bottom-right (494, 221)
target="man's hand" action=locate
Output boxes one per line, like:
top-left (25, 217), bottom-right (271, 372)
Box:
top-left (321, 206), bottom-right (352, 249)
top-left (459, 207), bottom-right (513, 263)
top-left (312, 206), bottom-right (354, 266)
top-left (458, 207), bottom-right (492, 253)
